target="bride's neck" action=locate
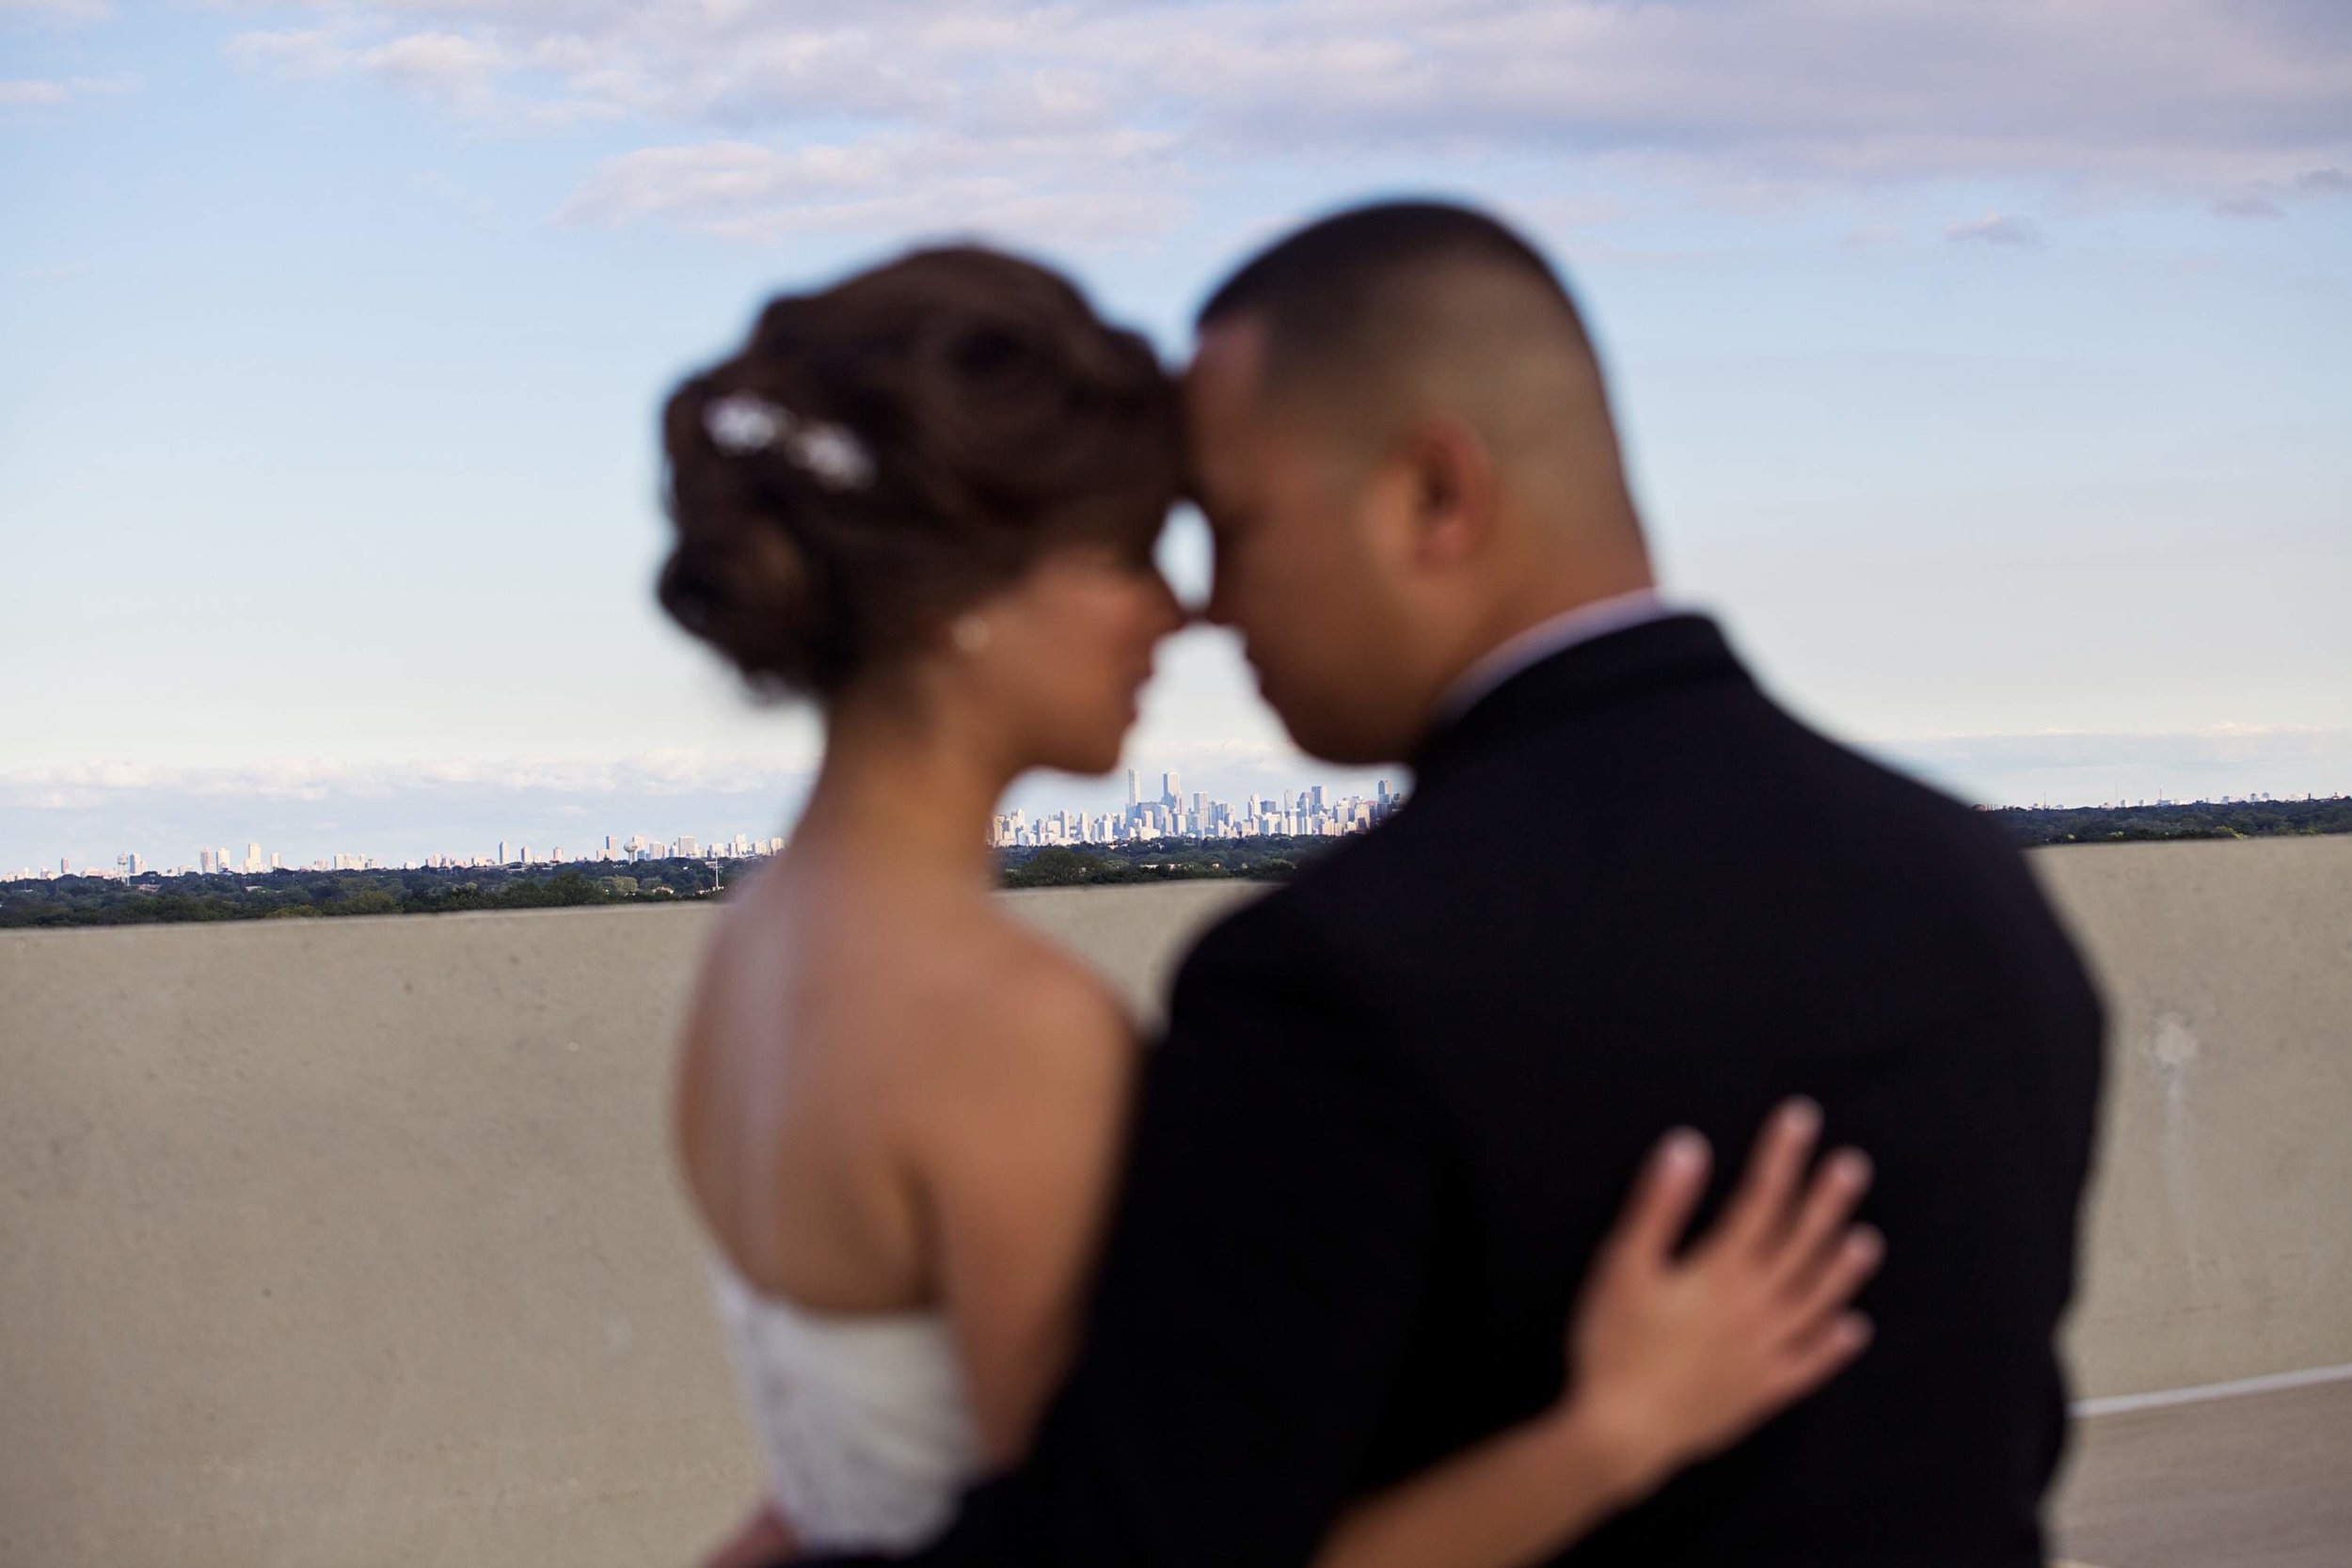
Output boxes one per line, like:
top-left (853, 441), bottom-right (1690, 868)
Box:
top-left (789, 684), bottom-right (1012, 889)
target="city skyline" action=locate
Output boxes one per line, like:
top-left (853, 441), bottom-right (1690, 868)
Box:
top-left (2, 765), bottom-right (1417, 883)
top-left (10, 774), bottom-right (2342, 888)
top-left (989, 768), bottom-right (1407, 850)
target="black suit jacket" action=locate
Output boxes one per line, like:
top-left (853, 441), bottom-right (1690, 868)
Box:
top-left (806, 615), bottom-right (2105, 1568)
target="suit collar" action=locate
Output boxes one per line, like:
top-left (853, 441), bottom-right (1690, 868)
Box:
top-left (1410, 613), bottom-right (1748, 780)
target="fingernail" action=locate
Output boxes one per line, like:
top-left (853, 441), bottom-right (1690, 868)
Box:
top-left (1781, 1098), bottom-right (1821, 1136)
top-left (1842, 1312), bottom-right (1874, 1346)
top-left (1660, 1129), bottom-right (1708, 1169)
top-left (1849, 1226), bottom-right (1883, 1263)
top-left (1832, 1149), bottom-right (1873, 1188)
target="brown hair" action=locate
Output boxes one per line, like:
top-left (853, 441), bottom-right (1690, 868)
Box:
top-left (660, 246), bottom-right (1182, 698)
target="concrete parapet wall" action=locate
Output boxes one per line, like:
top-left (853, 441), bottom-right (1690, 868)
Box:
top-left (2032, 838), bottom-right (2352, 1396)
top-left (0, 884), bottom-right (1250, 1568)
top-left (2, 845), bottom-right (2344, 1566)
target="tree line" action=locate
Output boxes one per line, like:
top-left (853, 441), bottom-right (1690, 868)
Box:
top-left (7, 800), bottom-right (2344, 928)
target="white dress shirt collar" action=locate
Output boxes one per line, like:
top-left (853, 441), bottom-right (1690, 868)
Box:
top-left (1436, 588), bottom-right (1677, 726)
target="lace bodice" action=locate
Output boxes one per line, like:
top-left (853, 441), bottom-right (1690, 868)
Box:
top-left (707, 1257), bottom-right (984, 1551)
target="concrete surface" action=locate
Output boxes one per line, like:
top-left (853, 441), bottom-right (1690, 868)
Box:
top-left (0, 883), bottom-right (1251, 1568)
top-left (1, 841), bottom-right (2346, 1567)
top-left (2054, 1374), bottom-right (2352, 1568)
top-left (2030, 838), bottom-right (2352, 1397)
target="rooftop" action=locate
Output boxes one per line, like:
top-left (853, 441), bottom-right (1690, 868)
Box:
top-left (3, 838), bottom-right (2346, 1565)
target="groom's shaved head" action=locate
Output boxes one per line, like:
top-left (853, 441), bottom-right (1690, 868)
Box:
top-left (1193, 201), bottom-right (1638, 537)
top-left (1197, 200), bottom-right (1591, 396)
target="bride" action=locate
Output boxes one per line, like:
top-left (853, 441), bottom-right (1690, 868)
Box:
top-left (660, 246), bottom-right (1880, 1566)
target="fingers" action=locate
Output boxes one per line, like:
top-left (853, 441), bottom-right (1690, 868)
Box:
top-left (1780, 1225), bottom-right (1884, 1344)
top-left (1711, 1098), bottom-right (1820, 1259)
top-left (1768, 1147), bottom-right (1874, 1294)
top-left (1771, 1310), bottom-right (1875, 1406)
top-left (1599, 1128), bottom-right (1712, 1274)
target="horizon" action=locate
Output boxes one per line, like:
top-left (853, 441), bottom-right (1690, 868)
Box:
top-left (6, 2), bottom-right (2347, 872)
top-left (8, 777), bottom-right (2345, 887)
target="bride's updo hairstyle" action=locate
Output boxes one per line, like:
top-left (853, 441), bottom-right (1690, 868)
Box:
top-left (659, 246), bottom-right (1183, 700)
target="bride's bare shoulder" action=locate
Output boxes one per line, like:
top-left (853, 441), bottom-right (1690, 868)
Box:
top-left (878, 904), bottom-right (1138, 1113)
top-left (958, 906), bottom-right (1136, 1053)
top-left (692, 864), bottom-right (1136, 1091)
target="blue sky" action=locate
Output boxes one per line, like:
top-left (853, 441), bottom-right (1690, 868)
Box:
top-left (4, 1), bottom-right (2348, 873)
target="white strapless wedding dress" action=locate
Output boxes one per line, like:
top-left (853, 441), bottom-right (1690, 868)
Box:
top-left (707, 1256), bottom-right (984, 1551)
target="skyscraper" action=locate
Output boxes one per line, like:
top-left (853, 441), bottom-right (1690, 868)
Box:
top-left (1126, 769), bottom-right (1141, 807)
top-left (1162, 770), bottom-right (1181, 804)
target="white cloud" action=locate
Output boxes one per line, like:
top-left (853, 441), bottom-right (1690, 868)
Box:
top-left (2196, 162), bottom-right (2349, 217)
top-left (0, 751), bottom-right (817, 810)
top-left (1886, 723), bottom-right (2351, 767)
top-left (1944, 213), bottom-right (2046, 247)
top-left (0, 72), bottom-right (135, 106)
top-left (2212, 190), bottom-right (2288, 218)
top-left (557, 129), bottom-right (1186, 244)
top-left (0, 751), bottom-right (827, 868)
top-left (210, 1), bottom-right (2352, 242)
top-left (10, 728), bottom-right (2344, 868)
top-left (0, 0), bottom-right (114, 20)
top-left (221, 27), bottom-right (338, 75)
top-left (363, 29), bottom-right (502, 105)
top-left (226, 26), bottom-right (502, 104)
top-left (1876, 724), bottom-right (2352, 807)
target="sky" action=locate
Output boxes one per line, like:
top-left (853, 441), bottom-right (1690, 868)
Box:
top-left (4, 0), bottom-right (2349, 874)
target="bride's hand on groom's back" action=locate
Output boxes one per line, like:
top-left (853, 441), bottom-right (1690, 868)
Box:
top-left (1562, 1099), bottom-right (1882, 1497)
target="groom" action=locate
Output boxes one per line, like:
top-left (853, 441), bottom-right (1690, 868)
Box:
top-left (789, 201), bottom-right (2105, 1566)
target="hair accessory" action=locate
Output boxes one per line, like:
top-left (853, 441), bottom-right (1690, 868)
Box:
top-left (703, 390), bottom-right (877, 492)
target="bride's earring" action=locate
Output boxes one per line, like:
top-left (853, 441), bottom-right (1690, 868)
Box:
top-left (950, 614), bottom-right (993, 656)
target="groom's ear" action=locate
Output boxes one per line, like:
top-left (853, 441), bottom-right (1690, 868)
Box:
top-left (1394, 412), bottom-right (1499, 573)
